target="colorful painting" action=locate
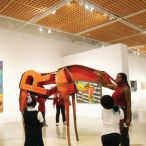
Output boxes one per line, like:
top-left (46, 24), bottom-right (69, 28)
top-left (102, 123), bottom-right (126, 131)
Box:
top-left (75, 81), bottom-right (102, 104)
top-left (0, 61), bottom-right (3, 112)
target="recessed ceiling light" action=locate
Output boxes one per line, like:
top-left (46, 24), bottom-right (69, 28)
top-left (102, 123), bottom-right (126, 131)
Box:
top-left (51, 9), bottom-right (56, 15)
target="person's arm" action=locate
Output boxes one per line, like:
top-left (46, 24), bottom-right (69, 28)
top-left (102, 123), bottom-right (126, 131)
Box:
top-left (37, 111), bottom-right (46, 126)
top-left (123, 86), bottom-right (132, 127)
top-left (95, 71), bottom-right (117, 90)
top-left (103, 83), bottom-right (117, 90)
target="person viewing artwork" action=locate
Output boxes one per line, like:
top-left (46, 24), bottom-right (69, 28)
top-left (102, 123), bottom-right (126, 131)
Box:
top-left (53, 93), bottom-right (66, 126)
top-left (23, 91), bottom-right (45, 146)
top-left (99, 72), bottom-right (132, 146)
top-left (100, 95), bottom-right (124, 146)
top-left (36, 94), bottom-right (48, 126)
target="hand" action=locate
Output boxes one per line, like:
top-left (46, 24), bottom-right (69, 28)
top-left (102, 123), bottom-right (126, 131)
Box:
top-left (94, 71), bottom-right (105, 85)
top-left (125, 119), bottom-right (131, 127)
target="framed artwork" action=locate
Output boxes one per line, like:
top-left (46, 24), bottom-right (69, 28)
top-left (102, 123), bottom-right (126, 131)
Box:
top-left (75, 81), bottom-right (102, 104)
top-left (130, 80), bottom-right (137, 92)
top-left (141, 82), bottom-right (146, 89)
top-left (0, 61), bottom-right (3, 112)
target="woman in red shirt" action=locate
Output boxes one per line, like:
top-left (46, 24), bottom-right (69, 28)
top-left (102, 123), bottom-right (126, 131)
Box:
top-left (101, 72), bottom-right (132, 146)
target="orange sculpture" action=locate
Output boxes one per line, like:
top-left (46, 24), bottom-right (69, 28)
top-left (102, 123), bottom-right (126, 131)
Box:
top-left (19, 65), bottom-right (115, 146)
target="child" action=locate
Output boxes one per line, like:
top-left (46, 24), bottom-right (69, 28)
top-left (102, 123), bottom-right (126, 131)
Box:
top-left (100, 95), bottom-right (124, 146)
top-left (23, 91), bottom-right (45, 146)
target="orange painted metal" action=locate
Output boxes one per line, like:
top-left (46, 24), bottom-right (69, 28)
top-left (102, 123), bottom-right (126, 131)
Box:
top-left (19, 65), bottom-right (115, 146)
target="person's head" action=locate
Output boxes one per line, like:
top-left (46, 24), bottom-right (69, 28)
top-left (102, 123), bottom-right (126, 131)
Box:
top-left (116, 72), bottom-right (128, 85)
top-left (27, 91), bottom-right (37, 107)
top-left (100, 95), bottom-right (114, 109)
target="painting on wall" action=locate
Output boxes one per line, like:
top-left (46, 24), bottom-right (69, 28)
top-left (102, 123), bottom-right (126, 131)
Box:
top-left (0, 61), bottom-right (3, 112)
top-left (75, 81), bottom-right (102, 104)
top-left (130, 80), bottom-right (137, 92)
top-left (141, 82), bottom-right (146, 89)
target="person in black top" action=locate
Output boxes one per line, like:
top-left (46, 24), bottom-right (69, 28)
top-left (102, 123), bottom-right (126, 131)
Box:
top-left (23, 91), bottom-right (45, 146)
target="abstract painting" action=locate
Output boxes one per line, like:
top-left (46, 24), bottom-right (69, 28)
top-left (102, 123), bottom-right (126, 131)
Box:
top-left (75, 81), bottom-right (102, 104)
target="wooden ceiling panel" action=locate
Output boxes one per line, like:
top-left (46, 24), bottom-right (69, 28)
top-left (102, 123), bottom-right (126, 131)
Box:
top-left (14, 0), bottom-right (60, 10)
top-left (0, 1), bottom-right (43, 21)
top-left (111, 39), bottom-right (141, 47)
top-left (0, 0), bottom-right (11, 12)
top-left (139, 46), bottom-right (146, 54)
top-left (37, 2), bottom-right (109, 33)
top-left (111, 34), bottom-right (146, 47)
top-left (37, 14), bottom-right (70, 29)
top-left (127, 12), bottom-right (146, 29)
top-left (82, 22), bottom-right (139, 42)
top-left (89, 0), bottom-right (146, 16)
top-left (0, 0), bottom-right (60, 21)
top-left (128, 34), bottom-right (146, 45)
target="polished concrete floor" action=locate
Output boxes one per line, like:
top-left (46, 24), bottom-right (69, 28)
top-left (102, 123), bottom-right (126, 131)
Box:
top-left (0, 95), bottom-right (145, 146)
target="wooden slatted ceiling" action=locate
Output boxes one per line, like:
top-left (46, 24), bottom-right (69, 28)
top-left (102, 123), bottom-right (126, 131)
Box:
top-left (0, 0), bottom-right (146, 53)
top-left (110, 34), bottom-right (146, 47)
top-left (128, 45), bottom-right (146, 54)
top-left (0, 0), bottom-right (60, 21)
top-left (127, 12), bottom-right (146, 29)
top-left (36, 1), bottom-right (109, 33)
top-left (139, 45), bottom-right (146, 54)
top-left (82, 22), bottom-right (140, 42)
top-left (89, 0), bottom-right (146, 17)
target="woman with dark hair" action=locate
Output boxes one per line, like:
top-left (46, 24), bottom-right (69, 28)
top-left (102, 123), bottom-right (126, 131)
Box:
top-left (101, 72), bottom-right (132, 146)
top-left (100, 95), bottom-right (124, 146)
top-left (23, 92), bottom-right (45, 146)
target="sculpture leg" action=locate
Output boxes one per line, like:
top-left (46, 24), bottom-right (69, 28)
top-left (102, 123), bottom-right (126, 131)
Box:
top-left (65, 96), bottom-right (71, 146)
top-left (72, 93), bottom-right (79, 141)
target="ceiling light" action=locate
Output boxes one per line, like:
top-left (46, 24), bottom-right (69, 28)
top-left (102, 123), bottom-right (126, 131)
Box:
top-left (84, 3), bottom-right (89, 10)
top-left (90, 6), bottom-right (94, 12)
top-left (103, 13), bottom-right (108, 17)
top-left (79, 0), bottom-right (84, 6)
top-left (48, 28), bottom-right (52, 34)
top-left (51, 9), bottom-right (56, 15)
top-left (39, 26), bottom-right (43, 32)
top-left (109, 16), bottom-right (114, 20)
top-left (66, 0), bottom-right (72, 6)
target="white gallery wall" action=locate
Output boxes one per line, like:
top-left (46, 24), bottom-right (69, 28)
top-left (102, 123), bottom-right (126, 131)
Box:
top-left (128, 55), bottom-right (146, 101)
top-left (0, 28), bottom-right (92, 123)
top-left (62, 43), bottom-right (129, 118)
top-left (0, 27), bottom-right (145, 123)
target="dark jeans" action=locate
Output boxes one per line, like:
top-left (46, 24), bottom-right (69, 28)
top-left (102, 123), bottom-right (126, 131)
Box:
top-left (25, 127), bottom-right (44, 146)
top-left (120, 107), bottom-right (130, 146)
top-left (121, 127), bottom-right (129, 146)
top-left (56, 105), bottom-right (66, 123)
top-left (102, 133), bottom-right (121, 146)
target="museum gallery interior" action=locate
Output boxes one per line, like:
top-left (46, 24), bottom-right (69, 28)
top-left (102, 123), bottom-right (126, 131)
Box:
top-left (0, 0), bottom-right (146, 146)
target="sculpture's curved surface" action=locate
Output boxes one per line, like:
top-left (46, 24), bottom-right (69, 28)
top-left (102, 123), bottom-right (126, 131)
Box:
top-left (19, 65), bottom-right (115, 145)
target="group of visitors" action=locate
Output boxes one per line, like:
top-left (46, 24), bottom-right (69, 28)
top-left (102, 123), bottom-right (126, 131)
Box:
top-left (23, 72), bottom-right (131, 146)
